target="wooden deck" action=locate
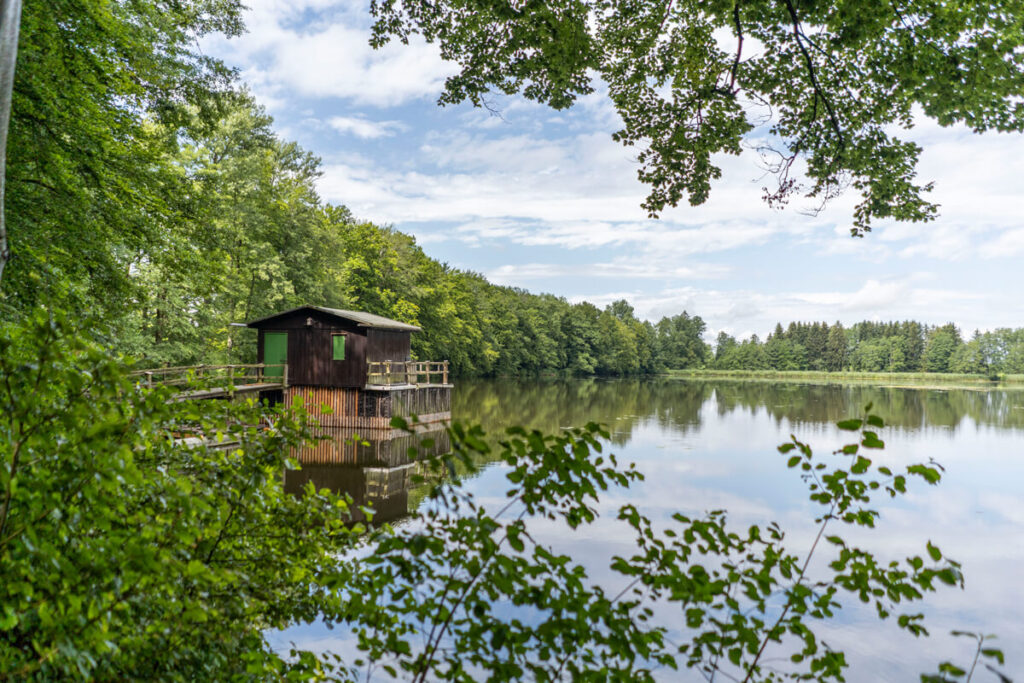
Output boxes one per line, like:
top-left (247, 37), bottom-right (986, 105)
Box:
top-left (134, 359), bottom-right (453, 403)
top-left (130, 363), bottom-right (288, 400)
top-left (365, 360), bottom-right (449, 388)
top-left (171, 382), bottom-right (285, 402)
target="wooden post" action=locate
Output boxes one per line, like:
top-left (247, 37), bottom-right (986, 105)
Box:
top-left (282, 363), bottom-right (288, 388)
top-left (385, 360), bottom-right (391, 386)
top-left (145, 371), bottom-right (153, 388)
top-left (443, 360), bottom-right (448, 385)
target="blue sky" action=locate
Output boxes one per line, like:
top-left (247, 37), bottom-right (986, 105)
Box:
top-left (204, 0), bottom-right (1024, 340)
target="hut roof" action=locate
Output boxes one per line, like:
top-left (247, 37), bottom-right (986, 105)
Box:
top-left (246, 306), bottom-right (421, 332)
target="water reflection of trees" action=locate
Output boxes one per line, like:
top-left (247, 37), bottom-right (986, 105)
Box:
top-left (288, 380), bottom-right (1024, 525)
top-left (453, 378), bottom-right (713, 445)
top-left (710, 382), bottom-right (1024, 433)
top-left (455, 379), bottom-right (1024, 443)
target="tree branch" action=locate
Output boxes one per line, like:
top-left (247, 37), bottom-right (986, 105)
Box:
top-left (729, 0), bottom-right (744, 92)
top-left (742, 504), bottom-right (835, 682)
top-left (781, 0), bottom-right (844, 146)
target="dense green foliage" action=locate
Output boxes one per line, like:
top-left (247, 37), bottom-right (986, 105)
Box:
top-left (5, 0), bottom-right (243, 315)
top-left (0, 313), bottom-right (366, 679)
top-left (711, 320), bottom-right (1024, 377)
top-left (371, 0), bottom-right (1024, 232)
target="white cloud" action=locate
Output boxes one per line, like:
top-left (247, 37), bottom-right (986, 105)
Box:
top-left (327, 115), bottom-right (405, 139)
top-left (978, 228), bottom-right (1024, 259)
top-left (265, 28), bottom-right (456, 107)
top-left (318, 126), bottom-right (831, 253)
top-left (486, 260), bottom-right (731, 284)
top-left (205, 4), bottom-right (457, 108)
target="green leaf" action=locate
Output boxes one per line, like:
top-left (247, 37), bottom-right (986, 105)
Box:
top-left (861, 431), bottom-right (885, 449)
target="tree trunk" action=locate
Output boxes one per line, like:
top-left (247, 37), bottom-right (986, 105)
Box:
top-left (0, 0), bottom-right (23, 286)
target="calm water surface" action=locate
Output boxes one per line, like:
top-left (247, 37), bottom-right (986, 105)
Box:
top-left (277, 378), bottom-right (1024, 680)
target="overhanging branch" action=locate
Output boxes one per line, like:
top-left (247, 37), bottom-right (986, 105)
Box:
top-left (781, 0), bottom-right (844, 147)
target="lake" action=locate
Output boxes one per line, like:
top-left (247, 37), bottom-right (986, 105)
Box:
top-left (276, 378), bottom-right (1024, 681)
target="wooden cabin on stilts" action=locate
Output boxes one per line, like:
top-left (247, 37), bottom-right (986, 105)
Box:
top-left (246, 305), bottom-right (452, 430)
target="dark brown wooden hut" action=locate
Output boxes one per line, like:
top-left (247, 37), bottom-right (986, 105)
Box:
top-left (247, 306), bottom-right (451, 428)
top-left (247, 305), bottom-right (420, 388)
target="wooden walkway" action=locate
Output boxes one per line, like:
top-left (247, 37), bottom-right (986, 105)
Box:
top-left (130, 363), bottom-right (287, 400)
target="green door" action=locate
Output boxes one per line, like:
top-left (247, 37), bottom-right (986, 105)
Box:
top-left (264, 332), bottom-right (287, 379)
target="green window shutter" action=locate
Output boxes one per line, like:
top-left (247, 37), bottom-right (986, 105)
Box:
top-left (332, 334), bottom-right (346, 361)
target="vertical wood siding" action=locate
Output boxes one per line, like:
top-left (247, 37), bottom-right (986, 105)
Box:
top-left (366, 329), bottom-right (412, 362)
top-left (252, 308), bottom-right (428, 388)
top-left (284, 386), bottom-right (451, 429)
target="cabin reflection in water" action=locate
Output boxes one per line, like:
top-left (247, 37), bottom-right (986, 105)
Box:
top-left (284, 426), bottom-right (451, 525)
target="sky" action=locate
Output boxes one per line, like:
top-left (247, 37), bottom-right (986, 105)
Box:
top-left (203, 0), bottom-right (1024, 341)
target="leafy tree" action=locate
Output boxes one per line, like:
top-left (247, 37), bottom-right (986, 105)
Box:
top-left (656, 311), bottom-right (709, 369)
top-left (901, 320), bottom-right (926, 371)
top-left (596, 307), bottom-right (640, 375)
top-left (950, 334), bottom-right (987, 375)
top-left (714, 331), bottom-right (738, 363)
top-left (825, 321), bottom-right (847, 371)
top-left (805, 322), bottom-right (829, 370)
top-left (0, 0), bottom-right (19, 285)
top-left (765, 335), bottom-right (808, 370)
top-left (716, 334), bottom-right (769, 370)
top-left (370, 0), bottom-right (1024, 232)
top-left (562, 302), bottom-right (602, 375)
top-left (4, 0), bottom-right (244, 316)
top-left (122, 97), bottom-right (338, 365)
top-left (924, 324), bottom-right (963, 373)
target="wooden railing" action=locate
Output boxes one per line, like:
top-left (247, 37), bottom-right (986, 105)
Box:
top-left (130, 363), bottom-right (288, 392)
top-left (366, 360), bottom-right (449, 387)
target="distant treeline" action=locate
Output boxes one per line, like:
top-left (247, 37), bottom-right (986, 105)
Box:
top-left (711, 321), bottom-right (1024, 375)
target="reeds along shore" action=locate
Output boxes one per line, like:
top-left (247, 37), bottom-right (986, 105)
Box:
top-left (665, 369), bottom-right (1024, 387)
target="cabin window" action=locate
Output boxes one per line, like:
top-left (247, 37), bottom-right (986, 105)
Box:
top-left (332, 333), bottom-right (346, 361)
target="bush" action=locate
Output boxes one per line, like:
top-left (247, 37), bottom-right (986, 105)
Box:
top-left (0, 312), bottom-right (360, 679)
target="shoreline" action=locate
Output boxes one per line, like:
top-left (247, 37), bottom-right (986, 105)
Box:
top-left (663, 369), bottom-right (1024, 390)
